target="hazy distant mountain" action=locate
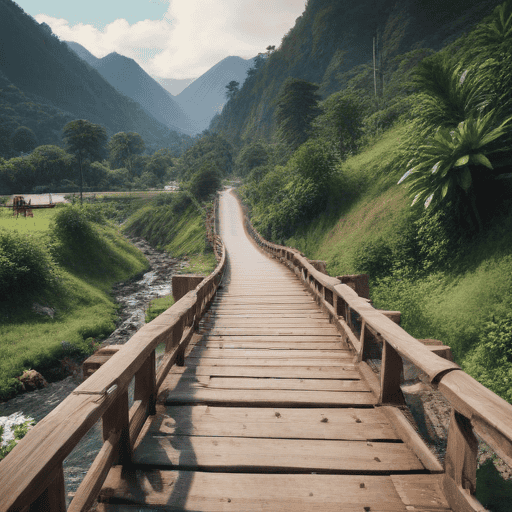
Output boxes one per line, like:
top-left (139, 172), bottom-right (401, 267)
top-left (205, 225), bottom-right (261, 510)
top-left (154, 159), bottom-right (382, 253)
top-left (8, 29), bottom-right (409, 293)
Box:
top-left (66, 43), bottom-right (198, 135)
top-left (175, 56), bottom-right (255, 133)
top-left (0, 0), bottom-right (188, 149)
top-left (154, 77), bottom-right (196, 96)
top-left (65, 41), bottom-right (100, 68)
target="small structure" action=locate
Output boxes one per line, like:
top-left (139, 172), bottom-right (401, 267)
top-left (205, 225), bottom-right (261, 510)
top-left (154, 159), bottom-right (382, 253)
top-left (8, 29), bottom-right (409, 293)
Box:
top-left (1, 194), bottom-right (56, 217)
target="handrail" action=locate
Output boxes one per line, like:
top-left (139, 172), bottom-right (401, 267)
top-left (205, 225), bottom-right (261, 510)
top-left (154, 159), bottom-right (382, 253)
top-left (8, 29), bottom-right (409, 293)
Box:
top-left (0, 197), bottom-right (226, 512)
top-left (239, 192), bottom-right (512, 512)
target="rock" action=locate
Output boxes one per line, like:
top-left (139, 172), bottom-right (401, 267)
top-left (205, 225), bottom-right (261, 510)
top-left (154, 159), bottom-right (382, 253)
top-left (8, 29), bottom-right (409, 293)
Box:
top-left (17, 370), bottom-right (48, 392)
top-left (32, 303), bottom-right (55, 319)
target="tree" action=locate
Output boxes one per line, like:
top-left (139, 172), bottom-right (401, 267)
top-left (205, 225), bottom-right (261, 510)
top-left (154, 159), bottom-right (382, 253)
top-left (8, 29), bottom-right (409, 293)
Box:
top-left (313, 91), bottom-right (366, 158)
top-left (10, 126), bottom-right (37, 155)
top-left (225, 81), bottom-right (240, 100)
top-left (28, 145), bottom-right (73, 188)
top-left (108, 132), bottom-right (146, 175)
top-left (62, 119), bottom-right (107, 203)
top-left (235, 141), bottom-right (269, 176)
top-left (275, 78), bottom-right (321, 150)
top-left (0, 126), bottom-right (12, 158)
top-left (189, 164), bottom-right (222, 202)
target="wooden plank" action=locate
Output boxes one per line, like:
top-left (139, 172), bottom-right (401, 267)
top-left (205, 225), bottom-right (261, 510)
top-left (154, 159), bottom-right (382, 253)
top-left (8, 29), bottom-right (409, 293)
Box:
top-left (161, 373), bottom-right (369, 392)
top-left (184, 357), bottom-right (354, 367)
top-left (205, 328), bottom-right (340, 336)
top-left (199, 341), bottom-right (345, 350)
top-left (380, 406), bottom-right (443, 473)
top-left (132, 435), bottom-right (423, 472)
top-left (202, 318), bottom-right (331, 326)
top-left (205, 312), bottom-right (328, 318)
top-left (204, 335), bottom-right (344, 342)
top-left (136, 404), bottom-right (399, 441)
top-left (391, 474), bottom-right (451, 510)
top-left (172, 365), bottom-right (359, 379)
top-left (188, 348), bottom-right (353, 359)
top-left (99, 469), bottom-right (409, 511)
top-left (161, 387), bottom-right (378, 407)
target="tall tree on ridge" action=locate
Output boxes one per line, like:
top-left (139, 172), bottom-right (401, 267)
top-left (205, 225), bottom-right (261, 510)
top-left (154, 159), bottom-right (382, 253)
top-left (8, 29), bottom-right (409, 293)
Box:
top-left (62, 119), bottom-right (107, 203)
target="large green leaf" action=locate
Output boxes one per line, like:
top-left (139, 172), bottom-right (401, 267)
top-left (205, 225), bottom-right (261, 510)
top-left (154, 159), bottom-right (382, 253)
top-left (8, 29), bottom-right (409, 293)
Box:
top-left (470, 153), bottom-right (494, 169)
top-left (454, 155), bottom-right (470, 167)
top-left (459, 167), bottom-right (473, 191)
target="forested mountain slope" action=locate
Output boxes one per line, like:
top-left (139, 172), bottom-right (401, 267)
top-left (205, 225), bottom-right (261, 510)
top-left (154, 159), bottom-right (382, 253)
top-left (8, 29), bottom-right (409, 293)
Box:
top-left (0, 0), bottom-right (188, 149)
top-left (213, 0), bottom-right (502, 142)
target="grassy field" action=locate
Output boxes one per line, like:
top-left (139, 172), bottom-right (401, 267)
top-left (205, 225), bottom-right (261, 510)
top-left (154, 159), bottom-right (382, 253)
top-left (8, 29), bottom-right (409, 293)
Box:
top-left (0, 203), bottom-right (149, 400)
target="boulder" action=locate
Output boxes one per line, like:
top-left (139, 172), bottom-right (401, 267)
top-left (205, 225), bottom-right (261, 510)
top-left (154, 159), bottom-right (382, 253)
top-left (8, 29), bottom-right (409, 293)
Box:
top-left (17, 370), bottom-right (48, 392)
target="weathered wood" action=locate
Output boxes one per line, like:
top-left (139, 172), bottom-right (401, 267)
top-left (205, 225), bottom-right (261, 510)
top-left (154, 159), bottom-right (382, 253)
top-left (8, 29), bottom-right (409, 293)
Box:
top-left (390, 474), bottom-right (451, 510)
top-left (133, 435), bottom-right (423, 472)
top-left (162, 373), bottom-right (369, 392)
top-left (438, 370), bottom-right (512, 468)
top-left (175, 365), bottom-right (359, 379)
top-left (188, 348), bottom-right (352, 359)
top-left (98, 469), bottom-right (412, 511)
top-left (185, 356), bottom-right (354, 367)
top-left (379, 341), bottom-right (406, 405)
top-left (380, 406), bottom-right (443, 473)
top-left (102, 390), bottom-right (131, 466)
top-left (204, 334), bottom-right (344, 342)
top-left (137, 405), bottom-right (399, 441)
top-left (134, 350), bottom-right (156, 416)
top-left (442, 409), bottom-right (479, 511)
top-left (163, 387), bottom-right (377, 407)
top-left (28, 465), bottom-right (66, 512)
top-left (199, 341), bottom-right (345, 350)
top-left (172, 274), bottom-right (204, 302)
top-left (357, 361), bottom-right (381, 398)
top-left (68, 431), bottom-right (121, 512)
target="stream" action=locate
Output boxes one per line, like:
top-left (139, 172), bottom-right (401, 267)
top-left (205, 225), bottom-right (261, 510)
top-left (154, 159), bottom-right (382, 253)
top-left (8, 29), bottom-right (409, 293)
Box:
top-left (0, 236), bottom-right (188, 496)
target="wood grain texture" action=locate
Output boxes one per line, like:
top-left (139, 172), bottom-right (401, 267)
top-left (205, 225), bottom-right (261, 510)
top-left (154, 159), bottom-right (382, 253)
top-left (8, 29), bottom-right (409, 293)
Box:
top-left (133, 435), bottom-right (424, 472)
top-left (136, 404), bottom-right (399, 441)
top-left (99, 469), bottom-right (411, 511)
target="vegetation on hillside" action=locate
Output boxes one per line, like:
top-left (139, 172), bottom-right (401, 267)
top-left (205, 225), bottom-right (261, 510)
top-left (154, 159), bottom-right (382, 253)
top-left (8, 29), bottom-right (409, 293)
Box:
top-left (0, 203), bottom-right (149, 401)
top-left (205, 0), bottom-right (512, 414)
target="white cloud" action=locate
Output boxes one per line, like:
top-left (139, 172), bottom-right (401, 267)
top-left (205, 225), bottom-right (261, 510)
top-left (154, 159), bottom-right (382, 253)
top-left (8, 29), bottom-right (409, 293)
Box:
top-left (35, 0), bottom-right (306, 79)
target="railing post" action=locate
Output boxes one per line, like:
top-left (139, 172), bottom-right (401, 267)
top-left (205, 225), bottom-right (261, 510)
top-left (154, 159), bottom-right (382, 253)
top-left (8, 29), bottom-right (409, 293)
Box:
top-left (134, 351), bottom-right (157, 417)
top-left (379, 341), bottom-right (405, 405)
top-left (103, 390), bottom-right (131, 466)
top-left (442, 410), bottom-right (484, 511)
top-left (28, 465), bottom-right (66, 512)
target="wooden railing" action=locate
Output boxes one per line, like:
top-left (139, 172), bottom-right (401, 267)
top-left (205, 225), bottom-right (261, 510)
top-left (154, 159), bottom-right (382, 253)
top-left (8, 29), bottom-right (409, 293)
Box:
top-left (0, 202), bottom-right (226, 512)
top-left (242, 199), bottom-right (512, 512)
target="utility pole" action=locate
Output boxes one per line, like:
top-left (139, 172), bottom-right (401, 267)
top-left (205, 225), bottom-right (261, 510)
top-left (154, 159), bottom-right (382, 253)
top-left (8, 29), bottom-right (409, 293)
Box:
top-left (373, 36), bottom-right (377, 98)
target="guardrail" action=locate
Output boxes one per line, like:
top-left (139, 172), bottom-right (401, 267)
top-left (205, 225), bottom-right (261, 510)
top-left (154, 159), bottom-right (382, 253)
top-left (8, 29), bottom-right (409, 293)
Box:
top-left (241, 195), bottom-right (512, 512)
top-left (0, 200), bottom-right (226, 512)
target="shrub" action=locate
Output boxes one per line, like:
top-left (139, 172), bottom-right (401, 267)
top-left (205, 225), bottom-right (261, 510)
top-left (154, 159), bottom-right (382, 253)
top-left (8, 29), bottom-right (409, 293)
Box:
top-left (0, 229), bottom-right (57, 302)
top-left (50, 204), bottom-right (98, 245)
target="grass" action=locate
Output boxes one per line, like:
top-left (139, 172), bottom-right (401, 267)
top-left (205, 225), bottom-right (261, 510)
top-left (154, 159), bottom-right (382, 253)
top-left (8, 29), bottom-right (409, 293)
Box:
top-left (0, 204), bottom-right (148, 401)
top-left (145, 295), bottom-right (175, 323)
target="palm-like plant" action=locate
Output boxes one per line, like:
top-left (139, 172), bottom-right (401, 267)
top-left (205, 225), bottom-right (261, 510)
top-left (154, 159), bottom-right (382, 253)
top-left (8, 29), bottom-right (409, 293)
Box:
top-left (399, 2), bottom-right (512, 230)
top-left (399, 112), bottom-right (512, 230)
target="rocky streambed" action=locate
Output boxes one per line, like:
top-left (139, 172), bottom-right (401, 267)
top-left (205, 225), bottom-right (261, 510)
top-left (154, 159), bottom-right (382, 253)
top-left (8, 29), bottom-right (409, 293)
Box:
top-left (0, 237), bottom-right (188, 497)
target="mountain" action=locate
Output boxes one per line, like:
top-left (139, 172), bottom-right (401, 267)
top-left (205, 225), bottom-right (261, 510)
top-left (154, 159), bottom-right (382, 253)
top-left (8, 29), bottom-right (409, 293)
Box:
top-left (0, 0), bottom-right (190, 151)
top-left (154, 77), bottom-right (196, 96)
top-left (211, 0), bottom-right (503, 142)
top-left (64, 41), bottom-right (100, 68)
top-left (175, 56), bottom-right (255, 133)
top-left (67, 45), bottom-right (199, 135)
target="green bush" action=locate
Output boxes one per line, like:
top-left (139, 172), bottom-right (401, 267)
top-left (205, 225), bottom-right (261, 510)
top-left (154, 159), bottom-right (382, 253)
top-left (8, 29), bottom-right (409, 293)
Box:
top-left (0, 229), bottom-right (57, 301)
top-left (50, 204), bottom-right (98, 244)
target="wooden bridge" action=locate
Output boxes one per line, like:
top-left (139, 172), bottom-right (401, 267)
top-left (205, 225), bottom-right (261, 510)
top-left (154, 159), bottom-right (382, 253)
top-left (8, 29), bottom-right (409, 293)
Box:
top-left (1, 189), bottom-right (512, 511)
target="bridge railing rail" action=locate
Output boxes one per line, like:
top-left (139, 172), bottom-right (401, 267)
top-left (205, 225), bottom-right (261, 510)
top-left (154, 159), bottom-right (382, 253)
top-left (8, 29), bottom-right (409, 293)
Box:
top-left (0, 201), bottom-right (226, 512)
top-left (242, 202), bottom-right (512, 512)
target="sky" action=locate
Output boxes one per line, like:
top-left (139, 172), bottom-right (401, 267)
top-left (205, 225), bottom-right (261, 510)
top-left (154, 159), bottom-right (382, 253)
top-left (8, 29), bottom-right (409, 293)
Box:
top-left (15, 0), bottom-right (307, 83)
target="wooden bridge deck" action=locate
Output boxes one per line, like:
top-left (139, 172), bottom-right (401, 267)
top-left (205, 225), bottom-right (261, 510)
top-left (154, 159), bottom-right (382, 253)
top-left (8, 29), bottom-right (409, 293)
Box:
top-left (96, 191), bottom-right (451, 511)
